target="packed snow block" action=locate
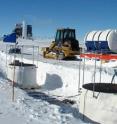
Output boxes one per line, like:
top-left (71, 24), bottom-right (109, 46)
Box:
top-left (3, 33), bottom-right (16, 43)
top-left (35, 62), bottom-right (80, 96)
top-left (42, 73), bottom-right (63, 90)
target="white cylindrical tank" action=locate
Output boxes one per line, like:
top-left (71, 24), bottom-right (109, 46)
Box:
top-left (79, 83), bottom-right (117, 124)
top-left (107, 30), bottom-right (117, 52)
top-left (7, 61), bottom-right (39, 89)
top-left (85, 29), bottom-right (117, 52)
top-left (22, 21), bottom-right (27, 39)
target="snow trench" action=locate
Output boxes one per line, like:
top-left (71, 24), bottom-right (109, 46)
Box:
top-left (0, 65), bottom-right (86, 124)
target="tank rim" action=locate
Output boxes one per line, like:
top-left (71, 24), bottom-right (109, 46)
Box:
top-left (83, 83), bottom-right (117, 93)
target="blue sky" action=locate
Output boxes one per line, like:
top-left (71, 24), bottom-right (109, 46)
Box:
top-left (0, 0), bottom-right (117, 42)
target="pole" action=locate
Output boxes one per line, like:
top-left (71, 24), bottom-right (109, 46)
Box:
top-left (6, 45), bottom-right (7, 66)
top-left (93, 51), bottom-right (97, 97)
top-left (12, 44), bottom-right (16, 102)
top-left (21, 45), bottom-right (23, 87)
top-left (6, 45), bottom-right (8, 77)
top-left (37, 46), bottom-right (39, 67)
top-left (21, 45), bottom-right (23, 63)
top-left (99, 53), bottom-right (102, 83)
top-left (78, 49), bottom-right (81, 93)
top-left (33, 46), bottom-right (34, 64)
top-left (82, 55), bottom-right (85, 86)
top-left (12, 61), bottom-right (15, 102)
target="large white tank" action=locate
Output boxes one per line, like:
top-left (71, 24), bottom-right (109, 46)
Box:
top-left (85, 29), bottom-right (117, 52)
top-left (7, 61), bottom-right (39, 89)
top-left (80, 83), bottom-right (117, 124)
top-left (107, 30), bottom-right (117, 52)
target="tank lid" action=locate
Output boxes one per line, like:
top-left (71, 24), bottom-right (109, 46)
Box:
top-left (9, 60), bottom-right (36, 67)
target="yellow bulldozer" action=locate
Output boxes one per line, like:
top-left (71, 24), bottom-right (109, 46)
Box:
top-left (42, 28), bottom-right (81, 60)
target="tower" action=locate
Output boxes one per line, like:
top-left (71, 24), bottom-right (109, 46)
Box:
top-left (22, 21), bottom-right (27, 39)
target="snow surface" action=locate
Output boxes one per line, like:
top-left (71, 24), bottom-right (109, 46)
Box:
top-left (0, 69), bottom-right (87, 124)
top-left (0, 39), bottom-right (117, 123)
top-left (0, 39), bottom-right (89, 124)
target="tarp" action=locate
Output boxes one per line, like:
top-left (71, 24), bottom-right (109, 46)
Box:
top-left (3, 33), bottom-right (16, 43)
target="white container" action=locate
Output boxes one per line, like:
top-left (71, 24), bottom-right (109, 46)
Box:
top-left (85, 29), bottom-right (117, 52)
top-left (7, 62), bottom-right (39, 89)
top-left (79, 83), bottom-right (117, 124)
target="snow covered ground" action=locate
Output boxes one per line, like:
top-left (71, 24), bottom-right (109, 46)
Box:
top-left (0, 39), bottom-right (90, 124)
top-left (0, 39), bottom-right (117, 123)
top-left (0, 69), bottom-right (87, 124)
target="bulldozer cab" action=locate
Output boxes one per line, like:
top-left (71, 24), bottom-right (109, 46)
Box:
top-left (55, 29), bottom-right (75, 43)
top-left (55, 28), bottom-right (79, 50)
